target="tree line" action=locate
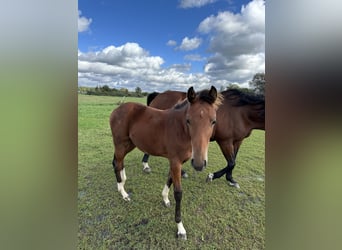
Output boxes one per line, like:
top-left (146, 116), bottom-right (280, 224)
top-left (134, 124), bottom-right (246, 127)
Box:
top-left (78, 73), bottom-right (265, 97)
top-left (78, 86), bottom-right (148, 97)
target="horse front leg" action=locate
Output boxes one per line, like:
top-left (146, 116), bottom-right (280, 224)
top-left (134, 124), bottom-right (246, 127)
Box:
top-left (206, 140), bottom-right (240, 188)
top-left (170, 162), bottom-right (186, 240)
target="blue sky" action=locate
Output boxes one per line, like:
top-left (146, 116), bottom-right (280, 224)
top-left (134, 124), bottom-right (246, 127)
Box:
top-left (78, 0), bottom-right (264, 92)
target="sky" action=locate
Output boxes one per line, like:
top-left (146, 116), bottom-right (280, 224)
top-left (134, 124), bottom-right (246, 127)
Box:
top-left (78, 0), bottom-right (265, 93)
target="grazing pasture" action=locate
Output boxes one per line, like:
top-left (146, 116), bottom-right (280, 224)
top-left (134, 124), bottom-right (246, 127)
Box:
top-left (78, 94), bottom-right (265, 249)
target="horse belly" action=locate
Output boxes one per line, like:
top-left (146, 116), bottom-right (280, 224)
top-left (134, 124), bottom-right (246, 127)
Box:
top-left (129, 129), bottom-right (168, 157)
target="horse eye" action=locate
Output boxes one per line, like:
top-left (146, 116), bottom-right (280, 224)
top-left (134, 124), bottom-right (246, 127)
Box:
top-left (211, 120), bottom-right (216, 125)
top-left (186, 119), bottom-right (190, 125)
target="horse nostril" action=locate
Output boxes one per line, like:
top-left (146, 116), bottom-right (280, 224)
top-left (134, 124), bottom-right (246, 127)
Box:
top-left (191, 159), bottom-right (206, 171)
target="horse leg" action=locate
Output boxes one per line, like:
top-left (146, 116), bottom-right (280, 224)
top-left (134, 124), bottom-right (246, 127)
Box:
top-left (207, 140), bottom-right (240, 188)
top-left (225, 141), bottom-right (242, 188)
top-left (170, 162), bottom-right (186, 240)
top-left (112, 142), bottom-right (135, 201)
top-left (142, 153), bottom-right (151, 173)
top-left (206, 140), bottom-right (233, 182)
top-left (161, 173), bottom-right (172, 207)
top-left (142, 153), bottom-right (188, 178)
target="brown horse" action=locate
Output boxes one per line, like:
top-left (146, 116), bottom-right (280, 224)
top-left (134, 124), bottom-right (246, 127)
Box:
top-left (110, 86), bottom-right (222, 240)
top-left (142, 88), bottom-right (265, 188)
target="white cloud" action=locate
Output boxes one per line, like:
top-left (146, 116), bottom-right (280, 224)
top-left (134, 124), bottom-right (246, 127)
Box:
top-left (198, 0), bottom-right (265, 83)
top-left (184, 54), bottom-right (206, 61)
top-left (78, 1), bottom-right (265, 92)
top-left (166, 40), bottom-right (177, 46)
top-left (179, 0), bottom-right (217, 8)
top-left (178, 37), bottom-right (202, 51)
top-left (79, 43), bottom-right (164, 70)
top-left (78, 42), bottom-right (214, 92)
top-left (78, 10), bottom-right (92, 33)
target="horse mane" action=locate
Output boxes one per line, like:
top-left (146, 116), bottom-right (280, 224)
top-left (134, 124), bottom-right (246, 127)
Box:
top-left (147, 92), bottom-right (159, 106)
top-left (173, 99), bottom-right (188, 110)
top-left (222, 89), bottom-right (264, 107)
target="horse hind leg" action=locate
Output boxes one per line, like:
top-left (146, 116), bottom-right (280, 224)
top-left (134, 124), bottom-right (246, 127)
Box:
top-left (162, 174), bottom-right (172, 207)
top-left (112, 156), bottom-right (130, 201)
top-left (142, 153), bottom-right (151, 173)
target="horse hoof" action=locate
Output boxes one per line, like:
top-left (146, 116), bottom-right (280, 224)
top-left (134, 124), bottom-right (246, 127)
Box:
top-left (177, 233), bottom-right (187, 240)
top-left (182, 172), bottom-right (189, 178)
top-left (206, 173), bottom-right (214, 182)
top-left (164, 201), bottom-right (171, 207)
top-left (143, 167), bottom-right (151, 173)
top-left (229, 181), bottom-right (240, 189)
top-left (123, 196), bottom-right (131, 201)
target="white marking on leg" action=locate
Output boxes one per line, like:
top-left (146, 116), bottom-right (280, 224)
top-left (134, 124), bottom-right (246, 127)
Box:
top-left (177, 221), bottom-right (187, 239)
top-left (229, 181), bottom-right (240, 189)
top-left (117, 169), bottom-right (130, 201)
top-left (120, 168), bottom-right (127, 182)
top-left (142, 162), bottom-right (151, 173)
top-left (206, 173), bottom-right (214, 182)
top-left (162, 184), bottom-right (170, 207)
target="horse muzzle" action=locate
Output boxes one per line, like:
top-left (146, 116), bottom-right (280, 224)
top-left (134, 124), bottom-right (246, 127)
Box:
top-left (191, 159), bottom-right (207, 171)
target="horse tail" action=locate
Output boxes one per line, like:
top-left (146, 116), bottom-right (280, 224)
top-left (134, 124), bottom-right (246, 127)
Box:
top-left (147, 92), bottom-right (159, 106)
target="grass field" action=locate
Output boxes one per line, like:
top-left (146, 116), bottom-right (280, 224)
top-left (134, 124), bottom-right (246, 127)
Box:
top-left (78, 94), bottom-right (265, 249)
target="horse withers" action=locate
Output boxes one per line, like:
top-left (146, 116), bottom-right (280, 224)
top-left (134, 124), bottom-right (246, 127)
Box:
top-left (142, 88), bottom-right (265, 188)
top-left (109, 86), bottom-right (222, 239)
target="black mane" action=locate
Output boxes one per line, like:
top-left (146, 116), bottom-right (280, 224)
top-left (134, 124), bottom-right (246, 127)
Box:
top-left (147, 92), bottom-right (159, 106)
top-left (222, 89), bottom-right (264, 107)
top-left (173, 99), bottom-right (188, 110)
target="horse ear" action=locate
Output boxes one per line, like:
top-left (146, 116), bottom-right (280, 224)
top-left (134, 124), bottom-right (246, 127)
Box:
top-left (187, 86), bottom-right (196, 103)
top-left (209, 86), bottom-right (217, 100)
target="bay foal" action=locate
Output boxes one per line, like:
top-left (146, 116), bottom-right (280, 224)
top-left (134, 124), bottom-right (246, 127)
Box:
top-left (110, 86), bottom-right (222, 239)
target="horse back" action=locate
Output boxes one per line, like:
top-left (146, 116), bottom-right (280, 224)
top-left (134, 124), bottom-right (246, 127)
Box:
top-left (149, 91), bottom-right (186, 110)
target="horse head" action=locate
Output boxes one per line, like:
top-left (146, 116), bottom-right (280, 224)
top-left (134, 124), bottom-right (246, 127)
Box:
top-left (186, 86), bottom-right (222, 171)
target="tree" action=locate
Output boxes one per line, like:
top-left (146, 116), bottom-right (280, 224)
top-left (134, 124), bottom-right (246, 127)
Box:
top-left (249, 73), bottom-right (265, 95)
top-left (226, 83), bottom-right (254, 94)
top-left (101, 85), bottom-right (110, 92)
top-left (135, 86), bottom-right (142, 97)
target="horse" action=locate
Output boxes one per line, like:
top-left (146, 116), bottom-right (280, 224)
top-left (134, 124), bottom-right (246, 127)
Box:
top-left (109, 86), bottom-right (222, 240)
top-left (142, 88), bottom-right (265, 188)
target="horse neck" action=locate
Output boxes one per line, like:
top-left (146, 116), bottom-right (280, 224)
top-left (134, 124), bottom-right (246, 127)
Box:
top-left (167, 103), bottom-right (190, 137)
top-left (245, 104), bottom-right (265, 130)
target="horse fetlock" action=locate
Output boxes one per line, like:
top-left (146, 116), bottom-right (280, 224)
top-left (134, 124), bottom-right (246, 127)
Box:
top-left (117, 182), bottom-right (130, 200)
top-left (177, 233), bottom-right (187, 240)
top-left (206, 173), bottom-right (214, 182)
top-left (176, 222), bottom-right (187, 240)
top-left (229, 181), bottom-right (240, 189)
top-left (123, 195), bottom-right (131, 201)
top-left (181, 171), bottom-right (189, 178)
top-left (142, 162), bottom-right (151, 173)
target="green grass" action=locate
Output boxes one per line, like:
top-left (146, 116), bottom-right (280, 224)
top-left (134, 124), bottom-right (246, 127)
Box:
top-left (78, 94), bottom-right (265, 249)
